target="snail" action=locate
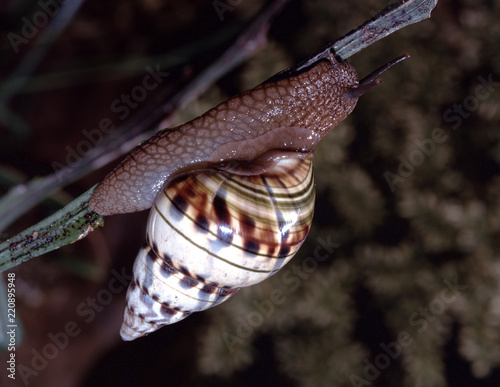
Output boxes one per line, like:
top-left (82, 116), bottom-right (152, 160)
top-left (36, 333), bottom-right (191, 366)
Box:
top-left (89, 53), bottom-right (408, 340)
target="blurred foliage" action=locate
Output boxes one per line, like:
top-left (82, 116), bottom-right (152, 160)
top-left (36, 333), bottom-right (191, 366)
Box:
top-left (1, 0), bottom-right (500, 387)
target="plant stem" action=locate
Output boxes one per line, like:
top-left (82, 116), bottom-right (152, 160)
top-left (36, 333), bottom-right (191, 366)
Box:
top-left (0, 186), bottom-right (103, 272)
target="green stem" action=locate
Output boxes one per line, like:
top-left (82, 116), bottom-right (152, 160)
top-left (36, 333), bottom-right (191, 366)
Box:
top-left (0, 186), bottom-right (103, 272)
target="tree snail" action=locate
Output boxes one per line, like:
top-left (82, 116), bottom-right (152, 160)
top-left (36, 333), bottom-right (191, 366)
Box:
top-left (89, 53), bottom-right (408, 340)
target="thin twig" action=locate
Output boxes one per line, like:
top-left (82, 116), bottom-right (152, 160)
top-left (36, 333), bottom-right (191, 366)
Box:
top-left (0, 186), bottom-right (103, 272)
top-left (266, 0), bottom-right (438, 82)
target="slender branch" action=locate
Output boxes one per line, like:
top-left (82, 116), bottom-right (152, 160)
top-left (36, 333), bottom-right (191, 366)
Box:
top-left (334, 0), bottom-right (438, 59)
top-left (0, 187), bottom-right (103, 272)
top-left (0, 0), bottom-right (439, 272)
top-left (267, 0), bottom-right (438, 82)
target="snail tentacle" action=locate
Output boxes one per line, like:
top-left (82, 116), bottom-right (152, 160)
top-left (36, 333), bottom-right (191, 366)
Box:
top-left (348, 53), bottom-right (410, 98)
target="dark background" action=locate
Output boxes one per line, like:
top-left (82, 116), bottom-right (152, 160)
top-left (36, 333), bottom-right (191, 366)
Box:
top-left (1, 0), bottom-right (500, 386)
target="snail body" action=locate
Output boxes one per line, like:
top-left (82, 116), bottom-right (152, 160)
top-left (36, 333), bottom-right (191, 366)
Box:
top-left (88, 53), bottom-right (408, 340)
top-left (89, 55), bottom-right (359, 215)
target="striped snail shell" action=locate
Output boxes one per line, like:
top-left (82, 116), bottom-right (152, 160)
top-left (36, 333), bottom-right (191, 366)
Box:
top-left (88, 53), bottom-right (408, 340)
top-left (120, 155), bottom-right (314, 340)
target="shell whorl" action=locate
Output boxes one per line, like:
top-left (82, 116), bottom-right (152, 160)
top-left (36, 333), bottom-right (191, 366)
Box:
top-left (120, 155), bottom-right (315, 340)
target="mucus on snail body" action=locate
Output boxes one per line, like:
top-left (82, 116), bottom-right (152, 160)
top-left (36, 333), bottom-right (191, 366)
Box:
top-left (88, 53), bottom-right (408, 340)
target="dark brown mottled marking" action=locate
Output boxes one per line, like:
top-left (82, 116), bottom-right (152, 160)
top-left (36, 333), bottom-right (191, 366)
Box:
top-left (240, 213), bottom-right (256, 232)
top-left (162, 253), bottom-right (173, 267)
top-left (181, 276), bottom-right (198, 288)
top-left (213, 195), bottom-right (230, 224)
top-left (160, 260), bottom-right (176, 278)
top-left (219, 286), bottom-right (239, 297)
top-left (172, 174), bottom-right (190, 184)
top-left (196, 274), bottom-right (206, 282)
top-left (179, 265), bottom-right (191, 276)
top-left (151, 240), bottom-right (159, 254)
top-left (278, 245), bottom-right (290, 258)
top-left (171, 193), bottom-right (189, 215)
top-left (195, 214), bottom-right (209, 232)
top-left (198, 191), bottom-right (208, 207)
top-left (184, 184), bottom-right (196, 198)
top-left (267, 245), bottom-right (278, 257)
top-left (244, 239), bottom-right (260, 255)
top-left (201, 283), bottom-right (218, 294)
top-left (160, 305), bottom-right (177, 316)
top-left (146, 248), bottom-right (158, 263)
